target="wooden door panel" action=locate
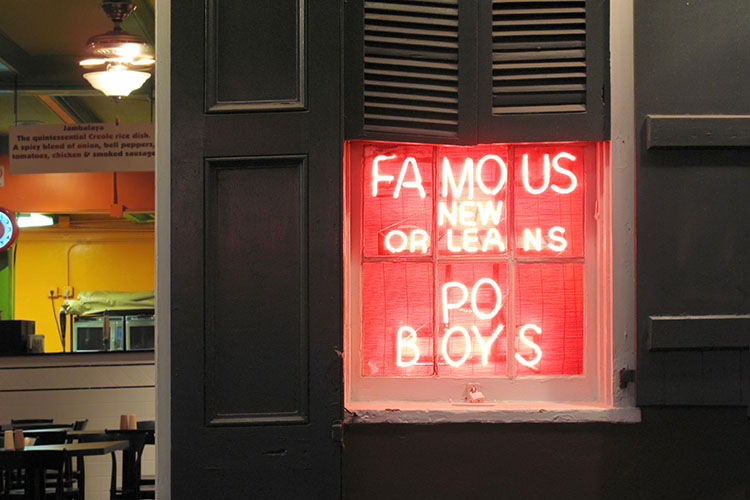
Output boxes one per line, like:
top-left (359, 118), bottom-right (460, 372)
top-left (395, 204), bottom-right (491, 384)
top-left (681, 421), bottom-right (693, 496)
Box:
top-left (171, 0), bottom-right (342, 498)
top-left (206, 0), bottom-right (306, 111)
top-left (205, 156), bottom-right (308, 425)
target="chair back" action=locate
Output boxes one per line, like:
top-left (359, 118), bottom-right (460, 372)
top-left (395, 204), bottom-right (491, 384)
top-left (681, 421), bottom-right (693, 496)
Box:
top-left (73, 419), bottom-right (89, 431)
top-left (136, 420), bottom-right (154, 431)
top-left (10, 418), bottom-right (53, 425)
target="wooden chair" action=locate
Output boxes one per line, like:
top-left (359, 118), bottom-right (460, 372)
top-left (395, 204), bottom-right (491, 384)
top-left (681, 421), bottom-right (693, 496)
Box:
top-left (76, 431), bottom-right (149, 500)
top-left (134, 422), bottom-right (155, 499)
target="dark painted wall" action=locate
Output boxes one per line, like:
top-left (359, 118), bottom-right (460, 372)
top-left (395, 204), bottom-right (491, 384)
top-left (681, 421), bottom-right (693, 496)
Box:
top-left (345, 409), bottom-right (747, 500)
top-left (343, 2), bottom-right (750, 499)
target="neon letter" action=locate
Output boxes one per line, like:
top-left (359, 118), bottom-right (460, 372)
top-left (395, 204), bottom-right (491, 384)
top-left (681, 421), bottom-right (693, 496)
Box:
top-left (458, 202), bottom-right (476, 226)
top-left (470, 277), bottom-right (502, 320)
top-left (441, 326), bottom-right (472, 367)
top-left (476, 200), bottom-right (503, 226)
top-left (441, 281), bottom-right (468, 323)
top-left (371, 154), bottom-right (396, 197)
top-left (384, 230), bottom-right (408, 253)
top-left (482, 228), bottom-right (506, 252)
top-left (397, 326), bottom-right (420, 367)
top-left (441, 157), bottom-right (474, 200)
top-left (393, 157), bottom-right (426, 199)
top-left (476, 155), bottom-right (507, 195)
top-left (471, 325), bottom-right (504, 365)
top-left (551, 152), bottom-right (578, 194)
top-left (438, 201), bottom-right (458, 227)
top-left (462, 228), bottom-right (479, 253)
top-left (547, 226), bottom-right (567, 252)
top-left (523, 227), bottom-right (543, 252)
top-left (446, 229), bottom-right (462, 252)
top-left (522, 153), bottom-right (551, 194)
top-left (514, 324), bottom-right (543, 369)
top-left (410, 229), bottom-right (430, 253)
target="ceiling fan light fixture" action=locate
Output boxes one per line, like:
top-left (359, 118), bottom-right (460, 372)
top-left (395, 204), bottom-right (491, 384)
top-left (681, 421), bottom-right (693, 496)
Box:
top-left (83, 66), bottom-right (151, 97)
top-left (80, 1), bottom-right (154, 96)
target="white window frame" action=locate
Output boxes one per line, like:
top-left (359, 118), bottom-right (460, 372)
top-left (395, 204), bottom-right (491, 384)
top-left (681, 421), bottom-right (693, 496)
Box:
top-left (342, 0), bottom-right (639, 423)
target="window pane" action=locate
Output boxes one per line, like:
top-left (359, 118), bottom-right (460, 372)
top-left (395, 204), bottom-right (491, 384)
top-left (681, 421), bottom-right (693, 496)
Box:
top-left (436, 145), bottom-right (509, 257)
top-left (513, 145), bottom-right (585, 258)
top-left (514, 263), bottom-right (584, 376)
top-left (437, 262), bottom-right (509, 377)
top-left (362, 262), bottom-right (434, 376)
top-left (362, 144), bottom-right (433, 257)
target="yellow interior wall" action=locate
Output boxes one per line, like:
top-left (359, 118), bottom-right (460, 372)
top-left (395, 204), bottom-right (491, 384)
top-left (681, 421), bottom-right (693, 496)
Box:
top-left (14, 229), bottom-right (154, 353)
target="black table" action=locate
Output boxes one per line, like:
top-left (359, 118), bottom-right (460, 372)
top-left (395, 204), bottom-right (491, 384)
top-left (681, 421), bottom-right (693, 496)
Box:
top-left (0, 441), bottom-right (129, 500)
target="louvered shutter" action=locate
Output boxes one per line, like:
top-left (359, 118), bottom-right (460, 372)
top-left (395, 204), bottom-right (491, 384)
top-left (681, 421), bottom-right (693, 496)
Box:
top-left (492, 0), bottom-right (587, 114)
top-left (358, 0), bottom-right (460, 138)
top-left (345, 0), bottom-right (609, 144)
top-left (477, 0), bottom-right (608, 143)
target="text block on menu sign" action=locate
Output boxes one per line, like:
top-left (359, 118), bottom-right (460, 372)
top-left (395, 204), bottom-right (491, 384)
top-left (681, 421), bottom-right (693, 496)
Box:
top-left (359, 142), bottom-right (587, 378)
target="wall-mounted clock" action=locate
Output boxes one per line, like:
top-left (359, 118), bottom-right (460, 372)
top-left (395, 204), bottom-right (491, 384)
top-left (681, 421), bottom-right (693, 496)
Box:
top-left (0, 207), bottom-right (18, 252)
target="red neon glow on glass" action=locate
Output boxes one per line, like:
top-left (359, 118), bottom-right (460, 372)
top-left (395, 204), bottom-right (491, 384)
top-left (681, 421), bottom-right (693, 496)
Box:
top-left (361, 262), bottom-right (434, 376)
top-left (362, 144), bottom-right (433, 257)
top-left (437, 262), bottom-right (508, 377)
top-left (514, 146), bottom-right (584, 258)
top-left (514, 263), bottom-right (584, 376)
top-left (356, 141), bottom-right (590, 380)
top-left (436, 145), bottom-right (508, 257)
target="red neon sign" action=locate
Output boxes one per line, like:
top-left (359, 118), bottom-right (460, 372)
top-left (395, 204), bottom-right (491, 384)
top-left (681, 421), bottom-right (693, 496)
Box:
top-left (359, 142), bottom-right (587, 377)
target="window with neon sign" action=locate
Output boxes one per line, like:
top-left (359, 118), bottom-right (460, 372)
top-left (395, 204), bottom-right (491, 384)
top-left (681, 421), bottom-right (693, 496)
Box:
top-left (345, 140), bottom-right (611, 409)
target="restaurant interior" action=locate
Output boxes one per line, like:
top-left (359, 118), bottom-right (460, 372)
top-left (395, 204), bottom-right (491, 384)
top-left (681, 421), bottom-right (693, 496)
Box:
top-left (0, 1), bottom-right (157, 498)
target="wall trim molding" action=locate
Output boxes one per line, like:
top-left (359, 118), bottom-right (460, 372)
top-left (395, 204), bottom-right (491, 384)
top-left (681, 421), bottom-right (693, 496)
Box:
top-left (646, 114), bottom-right (750, 149)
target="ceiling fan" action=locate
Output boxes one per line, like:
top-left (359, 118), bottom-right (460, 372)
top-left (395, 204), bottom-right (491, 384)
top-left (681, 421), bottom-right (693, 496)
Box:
top-left (79, 1), bottom-right (154, 97)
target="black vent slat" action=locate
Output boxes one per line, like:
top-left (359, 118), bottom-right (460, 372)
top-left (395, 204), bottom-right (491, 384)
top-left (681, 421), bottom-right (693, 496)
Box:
top-left (364, 35), bottom-right (459, 50)
top-left (365, 56), bottom-right (457, 71)
top-left (365, 79), bottom-right (458, 93)
top-left (493, 8), bottom-right (586, 15)
top-left (497, 0), bottom-right (584, 3)
top-left (494, 29), bottom-right (586, 36)
top-left (494, 60), bottom-right (585, 70)
top-left (367, 68), bottom-right (459, 82)
top-left (494, 91), bottom-right (584, 106)
top-left (495, 72), bottom-right (586, 81)
top-left (492, 0), bottom-right (587, 115)
top-left (365, 91), bottom-right (458, 104)
top-left (366, 101), bottom-right (458, 115)
top-left (365, 25), bottom-right (458, 39)
top-left (365, 13), bottom-right (459, 27)
top-left (494, 84), bottom-right (586, 93)
top-left (365, 46), bottom-right (458, 62)
top-left (494, 40), bottom-right (585, 50)
top-left (366, 2), bottom-right (458, 16)
top-left (363, 0), bottom-right (459, 136)
top-left (494, 104), bottom-right (586, 114)
top-left (493, 49), bottom-right (585, 62)
top-left (365, 114), bottom-right (458, 126)
top-left (493, 18), bottom-right (585, 26)
top-left (364, 125), bottom-right (458, 137)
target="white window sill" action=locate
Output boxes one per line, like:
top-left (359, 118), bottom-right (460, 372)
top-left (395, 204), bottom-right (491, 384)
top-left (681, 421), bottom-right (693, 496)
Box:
top-left (344, 404), bottom-right (641, 424)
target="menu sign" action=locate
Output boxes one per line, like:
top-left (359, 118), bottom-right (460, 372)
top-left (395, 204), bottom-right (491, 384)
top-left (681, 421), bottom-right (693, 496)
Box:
top-left (9, 123), bottom-right (155, 174)
top-left (358, 142), bottom-right (588, 378)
